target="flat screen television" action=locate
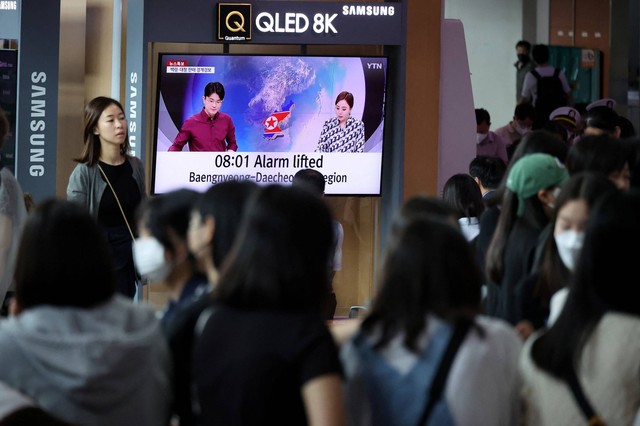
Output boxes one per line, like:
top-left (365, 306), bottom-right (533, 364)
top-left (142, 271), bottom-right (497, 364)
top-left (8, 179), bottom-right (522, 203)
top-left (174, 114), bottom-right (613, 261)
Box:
top-left (152, 53), bottom-right (388, 195)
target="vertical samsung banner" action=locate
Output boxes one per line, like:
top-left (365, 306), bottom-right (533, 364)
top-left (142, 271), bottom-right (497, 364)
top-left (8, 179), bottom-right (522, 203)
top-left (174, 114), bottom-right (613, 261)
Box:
top-left (15, 0), bottom-right (60, 201)
top-left (0, 0), bottom-right (20, 39)
top-left (0, 1), bottom-right (20, 174)
top-left (125, 0), bottom-right (144, 161)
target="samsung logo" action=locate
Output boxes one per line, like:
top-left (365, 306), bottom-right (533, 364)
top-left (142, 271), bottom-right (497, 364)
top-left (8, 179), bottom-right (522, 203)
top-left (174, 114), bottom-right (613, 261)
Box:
top-left (342, 5), bottom-right (395, 16)
top-left (0, 1), bottom-right (17, 10)
top-left (29, 72), bottom-right (47, 177)
top-left (129, 72), bottom-right (138, 152)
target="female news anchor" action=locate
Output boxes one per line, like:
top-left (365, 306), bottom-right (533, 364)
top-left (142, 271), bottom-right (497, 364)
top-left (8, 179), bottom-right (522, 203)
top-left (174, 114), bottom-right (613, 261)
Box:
top-left (316, 91), bottom-right (365, 153)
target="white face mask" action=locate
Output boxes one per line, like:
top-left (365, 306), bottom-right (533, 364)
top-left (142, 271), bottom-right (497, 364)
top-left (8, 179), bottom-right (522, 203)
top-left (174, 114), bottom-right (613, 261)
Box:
top-left (554, 230), bottom-right (585, 271)
top-left (514, 122), bottom-right (531, 136)
top-left (133, 237), bottom-right (172, 283)
top-left (476, 133), bottom-right (488, 144)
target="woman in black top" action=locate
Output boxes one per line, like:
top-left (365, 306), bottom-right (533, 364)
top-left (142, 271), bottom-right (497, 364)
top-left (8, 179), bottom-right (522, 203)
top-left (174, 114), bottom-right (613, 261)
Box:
top-left (67, 96), bottom-right (146, 298)
top-left (193, 185), bottom-right (345, 426)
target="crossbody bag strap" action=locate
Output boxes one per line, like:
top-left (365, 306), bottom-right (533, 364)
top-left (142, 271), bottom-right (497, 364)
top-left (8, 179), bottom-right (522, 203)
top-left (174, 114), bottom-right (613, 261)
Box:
top-left (190, 305), bottom-right (218, 417)
top-left (194, 305), bottom-right (217, 339)
top-left (417, 319), bottom-right (473, 426)
top-left (565, 366), bottom-right (606, 426)
top-left (98, 163), bottom-right (135, 241)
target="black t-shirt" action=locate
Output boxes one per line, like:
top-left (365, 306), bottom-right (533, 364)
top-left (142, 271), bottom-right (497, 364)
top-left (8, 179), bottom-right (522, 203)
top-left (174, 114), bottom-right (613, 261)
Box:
top-left (98, 160), bottom-right (141, 227)
top-left (193, 305), bottom-right (343, 425)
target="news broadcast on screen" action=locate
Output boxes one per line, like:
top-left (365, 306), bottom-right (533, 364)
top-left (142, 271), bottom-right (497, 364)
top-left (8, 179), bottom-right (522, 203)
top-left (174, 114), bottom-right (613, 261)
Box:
top-left (152, 53), bottom-right (388, 195)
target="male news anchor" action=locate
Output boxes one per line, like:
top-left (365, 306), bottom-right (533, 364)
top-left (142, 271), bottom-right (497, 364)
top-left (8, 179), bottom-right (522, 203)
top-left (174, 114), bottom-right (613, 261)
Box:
top-left (169, 81), bottom-right (238, 152)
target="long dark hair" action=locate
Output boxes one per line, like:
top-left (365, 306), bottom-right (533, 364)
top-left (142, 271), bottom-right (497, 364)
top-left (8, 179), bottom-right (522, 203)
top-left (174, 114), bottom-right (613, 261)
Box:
top-left (361, 217), bottom-right (482, 352)
top-left (442, 173), bottom-right (485, 220)
top-left (534, 172), bottom-right (617, 305)
top-left (583, 106), bottom-right (619, 134)
top-left (136, 188), bottom-right (200, 255)
top-left (565, 134), bottom-right (628, 177)
top-left (485, 189), bottom-right (549, 284)
top-left (389, 195), bottom-right (458, 239)
top-left (213, 184), bottom-right (334, 313)
top-left (14, 199), bottom-right (116, 309)
top-left (76, 96), bottom-right (131, 166)
top-left (194, 180), bottom-right (258, 269)
top-left (531, 190), bottom-right (640, 377)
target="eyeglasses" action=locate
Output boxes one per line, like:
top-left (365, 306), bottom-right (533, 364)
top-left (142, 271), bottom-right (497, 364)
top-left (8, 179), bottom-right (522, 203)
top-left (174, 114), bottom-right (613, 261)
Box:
top-left (204, 96), bottom-right (223, 105)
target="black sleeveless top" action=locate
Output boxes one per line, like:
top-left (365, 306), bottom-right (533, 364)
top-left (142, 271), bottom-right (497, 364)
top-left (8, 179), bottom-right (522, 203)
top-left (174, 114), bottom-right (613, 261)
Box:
top-left (97, 160), bottom-right (141, 228)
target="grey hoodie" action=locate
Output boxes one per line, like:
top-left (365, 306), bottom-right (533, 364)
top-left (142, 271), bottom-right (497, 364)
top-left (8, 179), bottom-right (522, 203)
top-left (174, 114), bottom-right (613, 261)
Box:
top-left (0, 167), bottom-right (28, 302)
top-left (0, 295), bottom-right (171, 426)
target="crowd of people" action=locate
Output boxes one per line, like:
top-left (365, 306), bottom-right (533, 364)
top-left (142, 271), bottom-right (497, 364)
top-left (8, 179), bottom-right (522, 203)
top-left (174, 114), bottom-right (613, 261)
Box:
top-left (0, 53), bottom-right (639, 425)
top-left (435, 39), bottom-right (640, 423)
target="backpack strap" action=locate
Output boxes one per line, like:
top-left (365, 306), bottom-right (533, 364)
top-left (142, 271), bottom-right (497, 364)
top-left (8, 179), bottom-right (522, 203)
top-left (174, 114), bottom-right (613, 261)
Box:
top-left (553, 68), bottom-right (561, 78)
top-left (564, 366), bottom-right (607, 426)
top-left (531, 69), bottom-right (541, 80)
top-left (416, 319), bottom-right (473, 426)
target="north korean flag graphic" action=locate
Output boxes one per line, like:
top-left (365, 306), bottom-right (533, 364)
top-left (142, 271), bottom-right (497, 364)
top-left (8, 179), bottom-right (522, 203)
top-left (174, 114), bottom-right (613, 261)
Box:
top-left (262, 101), bottom-right (295, 140)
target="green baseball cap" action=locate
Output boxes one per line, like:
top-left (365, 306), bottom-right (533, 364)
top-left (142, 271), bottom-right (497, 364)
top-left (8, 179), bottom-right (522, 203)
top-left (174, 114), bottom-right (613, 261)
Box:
top-left (506, 153), bottom-right (569, 216)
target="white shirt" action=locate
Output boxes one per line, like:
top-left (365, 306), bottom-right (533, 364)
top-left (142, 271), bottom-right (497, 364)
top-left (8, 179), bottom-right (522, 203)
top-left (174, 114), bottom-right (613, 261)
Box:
top-left (520, 313), bottom-right (640, 426)
top-left (547, 287), bottom-right (569, 326)
top-left (458, 217), bottom-right (480, 241)
top-left (521, 65), bottom-right (571, 104)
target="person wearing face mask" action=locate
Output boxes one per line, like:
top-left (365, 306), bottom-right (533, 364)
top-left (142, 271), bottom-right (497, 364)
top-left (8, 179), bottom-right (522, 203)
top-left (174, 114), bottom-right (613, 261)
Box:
top-left (485, 153), bottom-right (569, 328)
top-left (475, 108), bottom-right (509, 165)
top-left (515, 40), bottom-right (534, 102)
top-left (166, 180), bottom-right (258, 426)
top-left (133, 188), bottom-right (211, 426)
top-left (515, 173), bottom-right (617, 339)
top-left (133, 188), bottom-right (208, 328)
top-left (519, 190), bottom-right (640, 426)
top-left (495, 103), bottom-right (536, 160)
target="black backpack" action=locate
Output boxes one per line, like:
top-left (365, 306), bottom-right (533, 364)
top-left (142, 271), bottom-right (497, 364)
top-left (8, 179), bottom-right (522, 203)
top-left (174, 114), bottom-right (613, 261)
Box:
top-left (532, 68), bottom-right (567, 127)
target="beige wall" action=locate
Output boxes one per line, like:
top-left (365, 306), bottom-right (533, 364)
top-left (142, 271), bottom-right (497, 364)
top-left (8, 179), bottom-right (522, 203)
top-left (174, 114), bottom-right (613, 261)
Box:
top-left (57, 0), bottom-right (119, 198)
top-left (56, 0), bottom-right (87, 197)
top-left (404, 0), bottom-right (442, 197)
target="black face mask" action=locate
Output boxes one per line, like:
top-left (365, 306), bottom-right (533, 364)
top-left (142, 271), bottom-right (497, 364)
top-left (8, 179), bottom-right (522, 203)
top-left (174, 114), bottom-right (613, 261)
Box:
top-left (517, 54), bottom-right (530, 63)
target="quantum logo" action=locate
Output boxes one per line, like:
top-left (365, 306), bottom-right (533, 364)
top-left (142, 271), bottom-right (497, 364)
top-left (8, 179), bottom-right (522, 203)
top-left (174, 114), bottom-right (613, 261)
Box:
top-left (218, 3), bottom-right (252, 41)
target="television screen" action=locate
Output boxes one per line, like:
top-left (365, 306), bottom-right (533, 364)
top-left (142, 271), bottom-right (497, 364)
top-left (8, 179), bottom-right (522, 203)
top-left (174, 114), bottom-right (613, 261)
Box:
top-left (152, 53), bottom-right (388, 195)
